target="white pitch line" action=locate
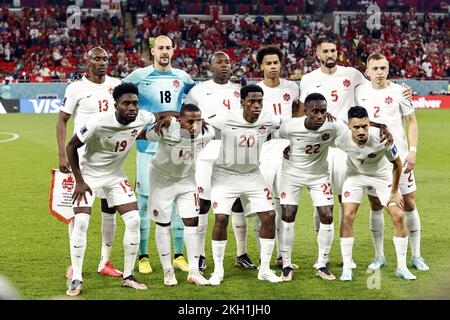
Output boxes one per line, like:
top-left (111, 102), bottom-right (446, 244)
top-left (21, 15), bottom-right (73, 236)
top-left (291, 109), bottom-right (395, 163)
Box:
top-left (0, 132), bottom-right (20, 143)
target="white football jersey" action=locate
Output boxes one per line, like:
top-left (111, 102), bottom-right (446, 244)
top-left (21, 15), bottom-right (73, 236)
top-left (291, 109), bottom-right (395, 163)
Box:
top-left (184, 79), bottom-right (241, 119)
top-left (185, 79), bottom-right (241, 162)
top-left (257, 79), bottom-right (300, 160)
top-left (356, 82), bottom-right (414, 159)
top-left (300, 65), bottom-right (366, 121)
top-left (279, 117), bottom-right (348, 177)
top-left (60, 75), bottom-right (121, 132)
top-left (334, 127), bottom-right (399, 176)
top-left (77, 110), bottom-right (155, 188)
top-left (208, 108), bottom-right (280, 175)
top-left (146, 117), bottom-right (215, 179)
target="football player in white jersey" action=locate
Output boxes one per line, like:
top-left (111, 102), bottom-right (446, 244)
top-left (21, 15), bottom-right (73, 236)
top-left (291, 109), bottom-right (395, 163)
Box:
top-left (207, 85), bottom-right (283, 285)
top-left (300, 37), bottom-right (411, 268)
top-left (336, 106), bottom-right (416, 281)
top-left (356, 53), bottom-right (429, 271)
top-left (145, 104), bottom-right (215, 286)
top-left (56, 47), bottom-right (123, 280)
top-left (185, 52), bottom-right (257, 271)
top-left (65, 83), bottom-right (167, 296)
top-left (255, 46), bottom-right (300, 268)
top-left (278, 93), bottom-right (349, 282)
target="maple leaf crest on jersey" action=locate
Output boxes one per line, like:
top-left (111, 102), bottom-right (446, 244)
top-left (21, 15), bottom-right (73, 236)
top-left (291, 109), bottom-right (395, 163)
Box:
top-left (283, 93), bottom-right (291, 102)
top-left (234, 91), bottom-right (240, 98)
top-left (258, 126), bottom-right (267, 135)
top-left (385, 96), bottom-right (393, 104)
top-left (343, 79), bottom-right (351, 88)
top-left (153, 209), bottom-right (158, 217)
top-left (173, 79), bottom-right (180, 89)
top-left (108, 87), bottom-right (114, 94)
top-left (321, 133), bottom-right (330, 141)
top-left (131, 129), bottom-right (139, 138)
top-left (280, 192), bottom-right (286, 199)
top-left (344, 191), bottom-right (350, 198)
top-left (62, 176), bottom-right (75, 192)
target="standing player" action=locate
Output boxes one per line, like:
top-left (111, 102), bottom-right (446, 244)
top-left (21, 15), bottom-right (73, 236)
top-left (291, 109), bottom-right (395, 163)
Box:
top-left (336, 106), bottom-right (416, 281)
top-left (185, 51), bottom-right (256, 271)
top-left (207, 84), bottom-right (283, 285)
top-left (278, 93), bottom-right (348, 281)
top-left (146, 104), bottom-right (214, 286)
top-left (65, 83), bottom-right (162, 296)
top-left (56, 47), bottom-right (123, 279)
top-left (256, 45), bottom-right (300, 268)
top-left (123, 35), bottom-right (195, 274)
top-left (299, 37), bottom-right (411, 267)
top-left (356, 53), bottom-right (429, 271)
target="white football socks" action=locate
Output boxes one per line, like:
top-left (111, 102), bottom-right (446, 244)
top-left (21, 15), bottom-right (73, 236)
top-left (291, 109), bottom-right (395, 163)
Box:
top-left (279, 221), bottom-right (295, 268)
top-left (198, 213), bottom-right (208, 257)
top-left (340, 237), bottom-right (354, 270)
top-left (259, 238), bottom-right (275, 273)
top-left (99, 212), bottom-right (116, 269)
top-left (155, 224), bottom-right (172, 271)
top-left (369, 209), bottom-right (385, 258)
top-left (184, 226), bottom-right (199, 272)
top-left (231, 211), bottom-right (247, 257)
top-left (212, 240), bottom-right (227, 275)
top-left (393, 236), bottom-right (408, 268)
top-left (405, 209), bottom-right (421, 258)
top-left (122, 210), bottom-right (140, 278)
top-left (317, 222), bottom-right (334, 268)
top-left (70, 213), bottom-right (90, 282)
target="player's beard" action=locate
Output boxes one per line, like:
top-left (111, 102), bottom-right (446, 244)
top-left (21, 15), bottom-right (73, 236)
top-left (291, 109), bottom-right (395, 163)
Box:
top-left (320, 58), bottom-right (336, 69)
top-left (157, 56), bottom-right (171, 67)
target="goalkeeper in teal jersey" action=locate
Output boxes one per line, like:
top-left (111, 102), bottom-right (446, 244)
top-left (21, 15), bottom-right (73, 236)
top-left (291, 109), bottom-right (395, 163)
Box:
top-left (123, 35), bottom-right (195, 274)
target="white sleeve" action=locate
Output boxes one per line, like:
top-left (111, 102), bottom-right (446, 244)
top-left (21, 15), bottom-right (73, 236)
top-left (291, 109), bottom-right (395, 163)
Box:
top-left (76, 118), bottom-right (99, 144)
top-left (140, 110), bottom-right (156, 125)
top-left (206, 110), bottom-right (227, 130)
top-left (354, 85), bottom-right (362, 105)
top-left (278, 120), bottom-right (290, 139)
top-left (398, 90), bottom-right (415, 117)
top-left (146, 128), bottom-right (163, 142)
top-left (289, 81), bottom-right (300, 101)
top-left (59, 82), bottom-right (79, 115)
top-left (184, 86), bottom-right (198, 105)
top-left (385, 144), bottom-right (400, 162)
top-left (353, 68), bottom-right (367, 88)
top-left (299, 76), bottom-right (308, 103)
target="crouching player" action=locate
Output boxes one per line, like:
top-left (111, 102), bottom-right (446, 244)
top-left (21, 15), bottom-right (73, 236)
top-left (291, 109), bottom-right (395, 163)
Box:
top-left (146, 104), bottom-right (215, 286)
top-left (336, 106), bottom-right (416, 281)
top-left (65, 83), bottom-right (164, 296)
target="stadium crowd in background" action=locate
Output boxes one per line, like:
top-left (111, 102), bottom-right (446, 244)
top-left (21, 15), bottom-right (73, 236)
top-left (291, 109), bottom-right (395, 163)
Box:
top-left (0, 1), bottom-right (448, 83)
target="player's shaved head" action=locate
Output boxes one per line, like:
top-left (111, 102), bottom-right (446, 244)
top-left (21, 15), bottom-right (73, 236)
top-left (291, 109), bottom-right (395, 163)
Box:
top-left (211, 51), bottom-right (230, 65)
top-left (87, 47), bottom-right (107, 59)
top-left (154, 35), bottom-right (173, 47)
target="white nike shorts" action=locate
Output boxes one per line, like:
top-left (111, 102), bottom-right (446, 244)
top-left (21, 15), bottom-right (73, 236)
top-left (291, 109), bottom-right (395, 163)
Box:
top-left (149, 171), bottom-right (199, 224)
top-left (72, 176), bottom-right (137, 208)
top-left (342, 173), bottom-right (393, 207)
top-left (279, 172), bottom-right (334, 207)
top-left (210, 170), bottom-right (274, 216)
top-left (328, 147), bottom-right (348, 196)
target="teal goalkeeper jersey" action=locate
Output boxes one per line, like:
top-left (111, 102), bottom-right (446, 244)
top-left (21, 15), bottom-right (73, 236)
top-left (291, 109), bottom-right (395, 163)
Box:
top-left (123, 65), bottom-right (195, 153)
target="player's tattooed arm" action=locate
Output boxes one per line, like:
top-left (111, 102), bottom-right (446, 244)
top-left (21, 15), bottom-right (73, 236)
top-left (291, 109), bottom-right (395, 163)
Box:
top-left (401, 83), bottom-right (413, 101)
top-left (369, 121), bottom-right (393, 146)
top-left (66, 135), bottom-right (92, 206)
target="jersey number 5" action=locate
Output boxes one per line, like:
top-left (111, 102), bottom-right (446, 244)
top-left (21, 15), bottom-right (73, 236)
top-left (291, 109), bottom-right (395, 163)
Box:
top-left (331, 90), bottom-right (338, 102)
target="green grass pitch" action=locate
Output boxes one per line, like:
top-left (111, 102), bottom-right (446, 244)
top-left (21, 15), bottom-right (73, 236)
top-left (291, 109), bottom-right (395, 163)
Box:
top-left (0, 109), bottom-right (449, 300)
